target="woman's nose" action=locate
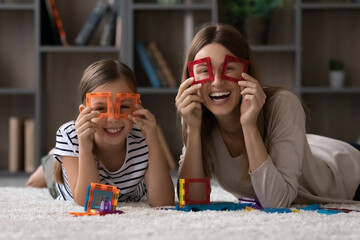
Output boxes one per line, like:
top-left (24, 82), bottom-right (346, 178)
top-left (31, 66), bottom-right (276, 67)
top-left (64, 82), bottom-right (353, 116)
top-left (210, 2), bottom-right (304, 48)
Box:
top-left (212, 71), bottom-right (224, 86)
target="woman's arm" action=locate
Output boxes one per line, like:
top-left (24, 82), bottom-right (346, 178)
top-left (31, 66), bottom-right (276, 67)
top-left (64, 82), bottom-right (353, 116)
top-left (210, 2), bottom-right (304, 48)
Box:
top-left (176, 77), bottom-right (205, 179)
top-left (239, 75), bottom-right (304, 207)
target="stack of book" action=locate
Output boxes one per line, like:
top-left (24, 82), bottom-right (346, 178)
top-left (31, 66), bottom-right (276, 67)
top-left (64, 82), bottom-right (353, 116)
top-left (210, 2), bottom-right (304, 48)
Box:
top-left (41, 0), bottom-right (122, 47)
top-left (74, 0), bottom-right (120, 46)
top-left (135, 41), bottom-right (179, 88)
top-left (8, 117), bottom-right (36, 173)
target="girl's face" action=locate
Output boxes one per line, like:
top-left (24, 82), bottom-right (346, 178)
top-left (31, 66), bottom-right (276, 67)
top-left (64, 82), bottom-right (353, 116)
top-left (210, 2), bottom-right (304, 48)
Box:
top-left (194, 43), bottom-right (242, 118)
top-left (90, 78), bottom-right (134, 147)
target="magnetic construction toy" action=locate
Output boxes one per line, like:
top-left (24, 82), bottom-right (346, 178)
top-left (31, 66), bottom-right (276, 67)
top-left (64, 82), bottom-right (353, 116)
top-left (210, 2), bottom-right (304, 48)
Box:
top-left (69, 183), bottom-right (124, 217)
top-left (187, 54), bottom-right (249, 85)
top-left (86, 92), bottom-right (140, 118)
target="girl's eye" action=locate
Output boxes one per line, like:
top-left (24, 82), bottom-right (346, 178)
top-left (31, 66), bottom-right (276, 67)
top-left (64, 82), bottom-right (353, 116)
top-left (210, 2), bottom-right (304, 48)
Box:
top-left (95, 106), bottom-right (108, 113)
top-left (121, 105), bottom-right (130, 109)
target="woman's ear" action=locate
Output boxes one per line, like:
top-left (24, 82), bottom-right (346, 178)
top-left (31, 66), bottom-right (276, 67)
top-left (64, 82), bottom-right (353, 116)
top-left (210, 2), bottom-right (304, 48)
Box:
top-left (79, 104), bottom-right (85, 113)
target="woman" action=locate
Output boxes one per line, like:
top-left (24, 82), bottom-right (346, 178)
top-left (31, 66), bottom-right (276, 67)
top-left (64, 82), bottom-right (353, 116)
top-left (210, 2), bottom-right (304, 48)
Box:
top-left (175, 23), bottom-right (360, 208)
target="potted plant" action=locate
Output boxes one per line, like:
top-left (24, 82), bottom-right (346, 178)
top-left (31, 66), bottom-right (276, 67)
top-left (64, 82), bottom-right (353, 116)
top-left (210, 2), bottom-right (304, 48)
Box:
top-left (329, 59), bottom-right (345, 89)
top-left (219, 0), bottom-right (284, 44)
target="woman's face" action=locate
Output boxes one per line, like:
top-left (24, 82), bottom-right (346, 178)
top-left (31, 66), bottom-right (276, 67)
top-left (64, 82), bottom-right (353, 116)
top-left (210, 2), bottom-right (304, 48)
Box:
top-left (194, 43), bottom-right (243, 118)
top-left (90, 78), bottom-right (134, 147)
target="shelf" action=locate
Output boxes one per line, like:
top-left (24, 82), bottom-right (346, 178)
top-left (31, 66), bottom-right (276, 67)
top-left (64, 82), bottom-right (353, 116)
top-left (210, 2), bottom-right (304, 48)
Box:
top-left (133, 3), bottom-right (215, 11)
top-left (300, 87), bottom-right (360, 94)
top-left (0, 88), bottom-right (36, 95)
top-left (250, 45), bottom-right (297, 52)
top-left (138, 87), bottom-right (178, 94)
top-left (300, 3), bottom-right (360, 10)
top-left (40, 46), bottom-right (120, 53)
top-left (0, 3), bottom-right (34, 11)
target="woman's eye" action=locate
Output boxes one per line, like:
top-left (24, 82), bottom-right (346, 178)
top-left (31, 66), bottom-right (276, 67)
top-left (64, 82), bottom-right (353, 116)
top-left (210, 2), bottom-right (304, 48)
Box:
top-left (197, 68), bottom-right (208, 75)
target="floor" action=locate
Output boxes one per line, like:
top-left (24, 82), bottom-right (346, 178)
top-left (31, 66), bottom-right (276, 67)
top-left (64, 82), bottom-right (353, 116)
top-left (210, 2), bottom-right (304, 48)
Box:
top-left (0, 171), bottom-right (29, 187)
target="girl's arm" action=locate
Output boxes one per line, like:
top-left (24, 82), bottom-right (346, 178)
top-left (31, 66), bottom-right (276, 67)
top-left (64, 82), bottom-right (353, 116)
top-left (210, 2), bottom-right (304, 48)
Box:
top-left (131, 106), bottom-right (174, 207)
top-left (63, 106), bottom-right (100, 206)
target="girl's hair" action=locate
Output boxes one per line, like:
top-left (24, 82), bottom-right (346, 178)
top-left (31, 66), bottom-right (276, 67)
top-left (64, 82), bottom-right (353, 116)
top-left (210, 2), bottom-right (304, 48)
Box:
top-left (54, 59), bottom-right (137, 184)
top-left (180, 23), bottom-right (272, 177)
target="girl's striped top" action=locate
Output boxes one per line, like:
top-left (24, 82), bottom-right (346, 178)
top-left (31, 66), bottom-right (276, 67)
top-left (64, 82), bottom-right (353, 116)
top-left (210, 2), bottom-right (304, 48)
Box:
top-left (54, 121), bottom-right (148, 202)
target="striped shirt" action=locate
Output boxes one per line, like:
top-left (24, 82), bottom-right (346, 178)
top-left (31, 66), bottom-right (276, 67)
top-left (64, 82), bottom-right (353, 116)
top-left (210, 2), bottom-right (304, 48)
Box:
top-left (54, 121), bottom-right (148, 202)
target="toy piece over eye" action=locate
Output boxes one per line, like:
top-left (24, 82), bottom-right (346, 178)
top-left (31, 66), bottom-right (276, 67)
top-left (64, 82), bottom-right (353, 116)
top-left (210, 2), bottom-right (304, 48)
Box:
top-left (86, 92), bottom-right (113, 118)
top-left (187, 57), bottom-right (214, 85)
top-left (115, 93), bottom-right (140, 118)
top-left (220, 55), bottom-right (249, 82)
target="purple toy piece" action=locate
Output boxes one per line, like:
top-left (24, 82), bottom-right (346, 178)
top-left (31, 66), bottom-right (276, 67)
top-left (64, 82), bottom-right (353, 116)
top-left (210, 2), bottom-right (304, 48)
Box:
top-left (100, 200), bottom-right (112, 211)
top-left (99, 200), bottom-right (124, 215)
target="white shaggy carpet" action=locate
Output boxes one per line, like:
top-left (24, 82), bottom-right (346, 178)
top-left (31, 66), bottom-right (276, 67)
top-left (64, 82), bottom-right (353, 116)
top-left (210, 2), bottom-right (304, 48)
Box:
top-left (1, 185), bottom-right (360, 240)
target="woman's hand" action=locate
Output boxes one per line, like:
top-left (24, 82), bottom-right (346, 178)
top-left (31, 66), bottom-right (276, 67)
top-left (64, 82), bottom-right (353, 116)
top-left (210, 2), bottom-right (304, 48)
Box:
top-left (75, 105), bottom-right (99, 151)
top-left (175, 77), bottom-right (203, 132)
top-left (238, 73), bottom-right (266, 128)
top-left (129, 104), bottom-right (158, 146)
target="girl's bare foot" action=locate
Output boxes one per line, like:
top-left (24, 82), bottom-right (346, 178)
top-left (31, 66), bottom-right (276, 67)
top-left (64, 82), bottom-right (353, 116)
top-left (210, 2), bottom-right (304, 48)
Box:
top-left (26, 165), bottom-right (47, 188)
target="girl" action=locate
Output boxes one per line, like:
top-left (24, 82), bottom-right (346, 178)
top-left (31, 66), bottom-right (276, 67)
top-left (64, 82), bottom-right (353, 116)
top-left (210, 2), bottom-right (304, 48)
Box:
top-left (29, 59), bottom-right (174, 207)
top-left (175, 23), bottom-right (360, 208)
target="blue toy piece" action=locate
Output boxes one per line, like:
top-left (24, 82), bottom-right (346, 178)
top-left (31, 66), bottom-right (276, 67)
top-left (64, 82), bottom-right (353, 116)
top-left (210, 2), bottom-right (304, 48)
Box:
top-left (261, 208), bottom-right (293, 213)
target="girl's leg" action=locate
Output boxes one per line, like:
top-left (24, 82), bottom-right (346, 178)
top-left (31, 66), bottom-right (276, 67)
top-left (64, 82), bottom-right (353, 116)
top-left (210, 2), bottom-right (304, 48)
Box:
top-left (26, 165), bottom-right (47, 188)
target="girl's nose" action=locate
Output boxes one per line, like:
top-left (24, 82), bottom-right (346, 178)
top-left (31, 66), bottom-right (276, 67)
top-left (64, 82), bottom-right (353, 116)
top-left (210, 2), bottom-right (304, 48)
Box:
top-left (107, 114), bottom-right (119, 123)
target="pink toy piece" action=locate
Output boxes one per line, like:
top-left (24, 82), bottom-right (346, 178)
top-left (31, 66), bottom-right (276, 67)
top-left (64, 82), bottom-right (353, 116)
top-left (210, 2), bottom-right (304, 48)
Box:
top-left (220, 55), bottom-right (249, 82)
top-left (187, 57), bottom-right (214, 85)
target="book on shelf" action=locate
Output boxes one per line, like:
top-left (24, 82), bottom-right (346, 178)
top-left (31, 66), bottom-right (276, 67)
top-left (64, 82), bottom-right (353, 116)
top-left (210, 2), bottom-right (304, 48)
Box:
top-left (148, 41), bottom-right (178, 88)
top-left (74, 0), bottom-right (109, 46)
top-left (135, 41), bottom-right (163, 88)
top-left (156, 124), bottom-right (177, 170)
top-left (48, 0), bottom-right (69, 46)
top-left (146, 44), bottom-right (168, 87)
top-left (24, 119), bottom-right (35, 173)
top-left (100, 4), bottom-right (117, 46)
top-left (8, 117), bottom-right (23, 173)
top-left (115, 0), bottom-right (122, 48)
top-left (40, 0), bottom-right (61, 45)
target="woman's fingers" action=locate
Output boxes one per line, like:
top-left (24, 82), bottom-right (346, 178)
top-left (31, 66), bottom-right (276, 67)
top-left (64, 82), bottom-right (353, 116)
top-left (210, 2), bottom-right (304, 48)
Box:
top-left (177, 94), bottom-right (203, 113)
top-left (176, 77), bottom-right (195, 101)
top-left (175, 79), bottom-right (202, 107)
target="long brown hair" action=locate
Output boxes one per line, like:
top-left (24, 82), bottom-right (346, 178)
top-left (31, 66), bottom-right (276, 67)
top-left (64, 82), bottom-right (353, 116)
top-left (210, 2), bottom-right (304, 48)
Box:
top-left (180, 23), bottom-right (268, 177)
top-left (54, 59), bottom-right (137, 184)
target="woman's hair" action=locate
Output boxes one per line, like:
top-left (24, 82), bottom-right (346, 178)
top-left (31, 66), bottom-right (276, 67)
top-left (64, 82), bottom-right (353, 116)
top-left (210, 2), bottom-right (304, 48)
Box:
top-left (180, 23), bottom-right (269, 177)
top-left (54, 59), bottom-right (137, 184)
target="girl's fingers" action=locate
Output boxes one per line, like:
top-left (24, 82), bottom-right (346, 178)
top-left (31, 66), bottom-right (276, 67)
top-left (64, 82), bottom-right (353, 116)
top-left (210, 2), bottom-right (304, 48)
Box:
top-left (131, 108), bottom-right (156, 123)
top-left (76, 107), bottom-right (99, 122)
top-left (75, 121), bottom-right (97, 134)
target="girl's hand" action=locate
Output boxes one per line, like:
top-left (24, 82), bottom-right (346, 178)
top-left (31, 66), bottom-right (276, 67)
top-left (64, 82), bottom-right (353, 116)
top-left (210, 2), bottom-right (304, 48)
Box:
top-left (129, 104), bottom-right (158, 145)
top-left (75, 105), bottom-right (99, 150)
top-left (238, 73), bottom-right (266, 128)
top-left (175, 77), bottom-right (203, 132)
